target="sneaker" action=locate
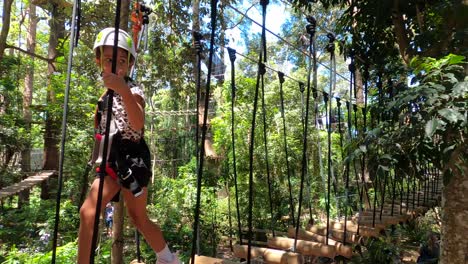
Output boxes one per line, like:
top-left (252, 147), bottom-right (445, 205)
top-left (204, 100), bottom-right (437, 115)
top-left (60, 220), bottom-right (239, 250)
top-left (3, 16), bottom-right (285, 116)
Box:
top-left (156, 253), bottom-right (181, 264)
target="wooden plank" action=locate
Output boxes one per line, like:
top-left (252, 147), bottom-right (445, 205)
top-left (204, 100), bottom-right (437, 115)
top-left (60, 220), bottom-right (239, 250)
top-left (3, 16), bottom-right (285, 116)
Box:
top-left (192, 255), bottom-right (240, 264)
top-left (286, 228), bottom-right (353, 258)
top-left (306, 222), bottom-right (382, 238)
top-left (233, 245), bottom-right (304, 264)
top-left (267, 237), bottom-right (336, 259)
top-left (0, 171), bottom-right (56, 200)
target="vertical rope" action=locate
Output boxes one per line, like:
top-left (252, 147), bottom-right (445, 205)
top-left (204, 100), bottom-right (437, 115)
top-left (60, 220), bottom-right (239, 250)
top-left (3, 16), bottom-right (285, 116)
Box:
top-left (90, 2), bottom-right (122, 263)
top-left (190, 0), bottom-right (218, 262)
top-left (293, 15), bottom-right (315, 251)
top-left (325, 33), bottom-right (335, 245)
top-left (227, 47), bottom-right (242, 245)
top-left (52, 0), bottom-right (79, 262)
top-left (246, 1), bottom-right (268, 262)
top-left (278, 71), bottom-right (295, 228)
top-left (260, 64), bottom-right (275, 236)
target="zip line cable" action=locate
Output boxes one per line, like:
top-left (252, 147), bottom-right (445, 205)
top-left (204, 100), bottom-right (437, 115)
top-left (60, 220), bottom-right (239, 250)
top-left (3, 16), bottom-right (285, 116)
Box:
top-left (226, 3), bottom-right (351, 83)
top-left (51, 0), bottom-right (79, 262)
top-left (218, 43), bottom-right (357, 108)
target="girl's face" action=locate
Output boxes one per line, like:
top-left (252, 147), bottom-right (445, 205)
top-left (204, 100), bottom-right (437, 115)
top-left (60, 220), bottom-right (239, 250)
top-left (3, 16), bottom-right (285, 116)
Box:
top-left (96, 46), bottom-right (133, 76)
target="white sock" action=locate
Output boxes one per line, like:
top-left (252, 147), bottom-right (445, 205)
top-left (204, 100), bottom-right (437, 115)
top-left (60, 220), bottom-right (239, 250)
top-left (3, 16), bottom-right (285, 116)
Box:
top-left (157, 245), bottom-right (174, 262)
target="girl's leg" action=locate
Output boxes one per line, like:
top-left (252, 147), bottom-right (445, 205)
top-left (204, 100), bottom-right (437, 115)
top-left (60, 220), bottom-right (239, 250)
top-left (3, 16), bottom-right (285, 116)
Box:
top-left (78, 176), bottom-right (120, 263)
top-left (122, 187), bottom-right (167, 252)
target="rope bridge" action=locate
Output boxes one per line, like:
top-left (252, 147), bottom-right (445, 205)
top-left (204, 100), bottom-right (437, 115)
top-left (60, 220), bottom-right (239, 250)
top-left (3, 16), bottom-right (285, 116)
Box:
top-left (0, 170), bottom-right (57, 200)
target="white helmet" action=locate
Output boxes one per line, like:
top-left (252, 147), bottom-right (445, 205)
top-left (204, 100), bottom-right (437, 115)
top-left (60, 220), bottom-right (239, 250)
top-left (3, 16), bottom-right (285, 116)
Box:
top-left (93, 28), bottom-right (136, 61)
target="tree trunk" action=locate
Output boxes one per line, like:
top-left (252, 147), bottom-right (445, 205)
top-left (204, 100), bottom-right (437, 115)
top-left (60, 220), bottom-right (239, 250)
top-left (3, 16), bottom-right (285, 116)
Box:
top-left (112, 3), bottom-right (130, 263)
top-left (440, 160), bottom-right (468, 263)
top-left (19, 2), bottom-right (38, 207)
top-left (0, 0), bottom-right (14, 61)
top-left (42, 3), bottom-right (65, 172)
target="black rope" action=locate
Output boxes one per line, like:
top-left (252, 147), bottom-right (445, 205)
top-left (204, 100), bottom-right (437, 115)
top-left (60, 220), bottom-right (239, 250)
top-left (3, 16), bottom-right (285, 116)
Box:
top-left (90, 1), bottom-right (122, 262)
top-left (299, 81), bottom-right (314, 222)
top-left (193, 32), bottom-right (203, 251)
top-left (247, 1), bottom-right (268, 262)
top-left (294, 15), bottom-right (315, 251)
top-left (136, 231), bottom-right (142, 262)
top-left (224, 158), bottom-right (234, 251)
top-left (338, 97), bottom-right (351, 245)
top-left (227, 47), bottom-right (243, 245)
top-left (325, 32), bottom-right (335, 246)
top-left (51, 0), bottom-right (79, 262)
top-left (278, 71), bottom-right (295, 228)
top-left (190, 0), bottom-right (218, 262)
top-left (260, 62), bottom-right (275, 237)
top-left (193, 30), bottom-right (203, 177)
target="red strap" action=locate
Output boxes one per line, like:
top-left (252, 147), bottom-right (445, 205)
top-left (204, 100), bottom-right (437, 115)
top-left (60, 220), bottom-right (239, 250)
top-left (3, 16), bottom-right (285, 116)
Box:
top-left (96, 165), bottom-right (118, 180)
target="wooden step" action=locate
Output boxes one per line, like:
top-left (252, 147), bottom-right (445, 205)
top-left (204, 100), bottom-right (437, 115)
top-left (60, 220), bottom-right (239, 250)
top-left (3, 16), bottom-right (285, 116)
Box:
top-left (233, 244), bottom-right (304, 264)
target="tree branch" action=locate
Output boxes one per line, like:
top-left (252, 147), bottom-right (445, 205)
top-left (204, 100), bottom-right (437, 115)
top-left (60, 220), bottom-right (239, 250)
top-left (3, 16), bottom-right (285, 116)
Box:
top-left (5, 44), bottom-right (53, 62)
top-left (391, 0), bottom-right (411, 64)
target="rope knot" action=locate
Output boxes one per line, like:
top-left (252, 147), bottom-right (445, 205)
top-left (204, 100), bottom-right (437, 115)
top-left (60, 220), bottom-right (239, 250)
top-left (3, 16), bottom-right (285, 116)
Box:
top-left (192, 31), bottom-right (203, 53)
top-left (260, 0), bottom-right (269, 8)
top-left (336, 97), bottom-right (341, 107)
top-left (306, 16), bottom-right (316, 36)
top-left (299, 82), bottom-right (305, 93)
top-left (326, 33), bottom-right (335, 53)
top-left (259, 62), bottom-right (266, 75)
top-left (227, 47), bottom-right (237, 62)
top-left (323, 92), bottom-right (329, 103)
top-left (278, 71), bottom-right (285, 84)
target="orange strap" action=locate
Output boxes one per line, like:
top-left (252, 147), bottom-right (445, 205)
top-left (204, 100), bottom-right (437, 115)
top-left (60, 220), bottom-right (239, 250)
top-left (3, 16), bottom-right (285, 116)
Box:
top-left (131, 2), bottom-right (143, 50)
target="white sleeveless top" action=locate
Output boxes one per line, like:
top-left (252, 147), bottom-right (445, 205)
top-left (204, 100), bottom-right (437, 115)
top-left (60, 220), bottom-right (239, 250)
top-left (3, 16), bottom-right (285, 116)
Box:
top-left (98, 85), bottom-right (144, 142)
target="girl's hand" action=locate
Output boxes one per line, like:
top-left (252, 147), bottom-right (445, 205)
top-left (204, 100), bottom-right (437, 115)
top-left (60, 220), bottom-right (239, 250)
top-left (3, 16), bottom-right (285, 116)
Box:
top-left (102, 71), bottom-right (129, 94)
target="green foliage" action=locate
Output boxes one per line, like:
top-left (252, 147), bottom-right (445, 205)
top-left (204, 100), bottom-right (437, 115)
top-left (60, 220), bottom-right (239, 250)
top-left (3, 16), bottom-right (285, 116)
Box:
top-left (351, 236), bottom-right (401, 264)
top-left (351, 54), bottom-right (466, 186)
top-left (1, 242), bottom-right (77, 264)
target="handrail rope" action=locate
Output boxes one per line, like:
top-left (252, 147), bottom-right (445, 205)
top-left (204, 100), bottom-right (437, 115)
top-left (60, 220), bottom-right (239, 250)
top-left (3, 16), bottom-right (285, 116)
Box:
top-left (219, 43), bottom-right (358, 105)
top-left (226, 4), bottom-right (351, 83)
top-left (260, 63), bottom-right (276, 237)
top-left (90, 1), bottom-right (122, 263)
top-left (247, 1), bottom-right (268, 262)
top-left (190, 0), bottom-right (218, 262)
top-left (293, 16), bottom-right (315, 251)
top-left (227, 47), bottom-right (243, 244)
top-left (278, 71), bottom-right (295, 228)
top-left (51, 0), bottom-right (79, 262)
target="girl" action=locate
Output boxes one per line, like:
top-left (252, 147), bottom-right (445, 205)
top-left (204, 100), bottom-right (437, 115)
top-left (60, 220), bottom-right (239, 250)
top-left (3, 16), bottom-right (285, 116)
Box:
top-left (77, 28), bottom-right (179, 264)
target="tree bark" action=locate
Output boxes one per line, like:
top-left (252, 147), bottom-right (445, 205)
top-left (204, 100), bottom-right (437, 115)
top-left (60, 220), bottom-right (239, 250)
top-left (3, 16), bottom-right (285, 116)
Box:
top-left (19, 2), bottom-right (38, 207)
top-left (440, 150), bottom-right (468, 263)
top-left (441, 170), bottom-right (468, 263)
top-left (42, 3), bottom-right (65, 172)
top-left (0, 0), bottom-right (14, 61)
